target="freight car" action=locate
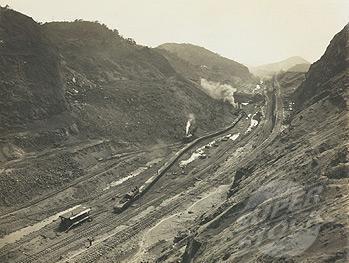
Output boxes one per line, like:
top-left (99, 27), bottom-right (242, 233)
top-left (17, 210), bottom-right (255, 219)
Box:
top-left (59, 206), bottom-right (92, 232)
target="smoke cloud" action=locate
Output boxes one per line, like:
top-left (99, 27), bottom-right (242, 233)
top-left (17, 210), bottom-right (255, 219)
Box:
top-left (200, 78), bottom-right (237, 107)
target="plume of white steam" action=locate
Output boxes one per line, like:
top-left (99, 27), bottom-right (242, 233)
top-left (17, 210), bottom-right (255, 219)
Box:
top-left (200, 78), bottom-right (237, 107)
top-left (185, 121), bottom-right (191, 136)
top-left (185, 113), bottom-right (195, 136)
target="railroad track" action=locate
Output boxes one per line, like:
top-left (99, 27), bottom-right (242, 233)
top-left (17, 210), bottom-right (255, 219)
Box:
top-left (15, 195), bottom-right (162, 263)
top-left (17, 159), bottom-right (225, 263)
top-left (152, 83), bottom-right (285, 261)
top-left (12, 159), bottom-right (173, 262)
top-left (73, 192), bottom-right (191, 263)
top-left (71, 117), bottom-right (273, 263)
top-left (0, 156), bottom-right (165, 259)
top-left (12, 106), bottom-right (271, 263)
top-left (13, 115), bottom-right (245, 263)
top-left (0, 142), bottom-right (183, 220)
top-left (13, 86), bottom-right (279, 262)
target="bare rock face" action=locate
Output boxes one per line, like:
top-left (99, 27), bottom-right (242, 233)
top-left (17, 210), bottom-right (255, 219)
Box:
top-left (294, 24), bottom-right (348, 110)
top-left (0, 7), bottom-right (67, 134)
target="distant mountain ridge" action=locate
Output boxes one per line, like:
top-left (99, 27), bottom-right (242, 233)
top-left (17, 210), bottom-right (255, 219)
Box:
top-left (157, 43), bottom-right (252, 83)
top-left (250, 56), bottom-right (310, 76)
top-left (287, 63), bottom-right (311, 73)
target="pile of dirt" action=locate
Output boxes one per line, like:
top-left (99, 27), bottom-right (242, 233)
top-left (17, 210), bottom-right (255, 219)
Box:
top-left (0, 152), bottom-right (83, 206)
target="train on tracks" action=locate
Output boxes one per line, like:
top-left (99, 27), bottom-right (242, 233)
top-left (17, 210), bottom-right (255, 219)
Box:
top-left (113, 112), bottom-right (245, 213)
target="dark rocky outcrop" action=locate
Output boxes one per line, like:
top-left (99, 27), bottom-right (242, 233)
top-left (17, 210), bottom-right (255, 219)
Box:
top-left (0, 8), bottom-right (67, 134)
top-left (294, 24), bottom-right (348, 110)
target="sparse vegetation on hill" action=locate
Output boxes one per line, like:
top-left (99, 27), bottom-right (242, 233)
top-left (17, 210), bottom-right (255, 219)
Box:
top-left (157, 43), bottom-right (252, 83)
top-left (0, 8), bottom-right (240, 150)
top-left (43, 20), bottom-right (239, 145)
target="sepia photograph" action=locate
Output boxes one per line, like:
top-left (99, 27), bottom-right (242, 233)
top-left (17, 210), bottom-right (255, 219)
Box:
top-left (0, 0), bottom-right (348, 262)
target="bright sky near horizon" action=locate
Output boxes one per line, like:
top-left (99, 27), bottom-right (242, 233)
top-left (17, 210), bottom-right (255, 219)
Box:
top-left (3, 0), bottom-right (349, 65)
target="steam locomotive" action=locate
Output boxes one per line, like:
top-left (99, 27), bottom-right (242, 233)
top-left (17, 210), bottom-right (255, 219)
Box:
top-left (113, 186), bottom-right (140, 213)
top-left (183, 123), bottom-right (197, 143)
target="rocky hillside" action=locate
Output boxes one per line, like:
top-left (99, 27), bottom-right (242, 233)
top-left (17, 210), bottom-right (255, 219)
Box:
top-left (42, 21), bottom-right (238, 145)
top-left (157, 43), bottom-right (252, 84)
top-left (294, 24), bottom-right (348, 110)
top-left (250, 56), bottom-right (310, 77)
top-left (0, 7), bottom-right (239, 151)
top-left (0, 8), bottom-right (67, 134)
top-left (162, 25), bottom-right (348, 263)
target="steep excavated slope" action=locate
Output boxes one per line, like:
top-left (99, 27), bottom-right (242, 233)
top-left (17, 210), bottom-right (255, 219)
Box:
top-left (164, 25), bottom-right (348, 263)
top-left (0, 8), bottom-right (67, 134)
top-left (276, 71), bottom-right (307, 125)
top-left (157, 43), bottom-right (252, 83)
top-left (250, 56), bottom-right (310, 77)
top-left (294, 24), bottom-right (348, 110)
top-left (43, 21), bottom-right (237, 145)
top-left (0, 8), bottom-right (238, 207)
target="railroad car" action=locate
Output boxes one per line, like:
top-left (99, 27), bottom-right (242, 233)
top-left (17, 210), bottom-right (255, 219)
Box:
top-left (59, 206), bottom-right (92, 232)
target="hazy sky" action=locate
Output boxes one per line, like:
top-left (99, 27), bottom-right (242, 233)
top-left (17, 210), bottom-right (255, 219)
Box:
top-left (3, 0), bottom-right (349, 65)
